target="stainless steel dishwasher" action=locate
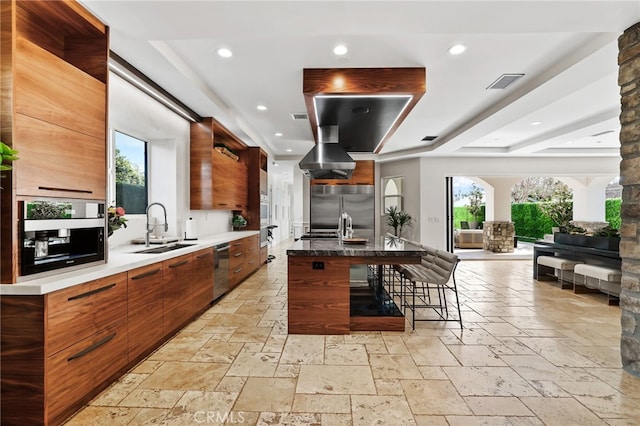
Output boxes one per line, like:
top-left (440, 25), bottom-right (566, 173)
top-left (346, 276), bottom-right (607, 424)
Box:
top-left (213, 242), bottom-right (230, 300)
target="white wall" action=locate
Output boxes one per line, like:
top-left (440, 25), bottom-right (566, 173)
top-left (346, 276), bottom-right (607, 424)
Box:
top-left (107, 73), bottom-right (231, 248)
top-left (379, 158), bottom-right (421, 241)
top-left (377, 156), bottom-right (620, 249)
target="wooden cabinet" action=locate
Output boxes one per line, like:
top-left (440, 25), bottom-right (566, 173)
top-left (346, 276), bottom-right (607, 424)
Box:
top-left (311, 160), bottom-right (375, 186)
top-left (47, 272), bottom-right (127, 356)
top-left (162, 254), bottom-right (194, 334)
top-left (1, 0), bottom-right (108, 283)
top-left (0, 271), bottom-right (127, 426)
top-left (1, 244), bottom-right (220, 425)
top-left (14, 114), bottom-right (106, 199)
top-left (229, 234), bottom-right (260, 288)
top-left (47, 323), bottom-right (127, 425)
top-left (288, 256), bottom-right (351, 334)
top-left (127, 264), bottom-right (164, 362)
top-left (211, 148), bottom-right (248, 209)
top-left (190, 117), bottom-right (248, 210)
top-left (192, 248), bottom-right (214, 311)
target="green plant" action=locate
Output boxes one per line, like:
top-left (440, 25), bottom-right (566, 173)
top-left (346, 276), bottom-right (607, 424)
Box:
top-left (465, 184), bottom-right (484, 222)
top-left (593, 225), bottom-right (620, 238)
top-left (384, 206), bottom-right (413, 237)
top-left (538, 185), bottom-right (573, 230)
top-left (561, 223), bottom-right (586, 234)
top-left (232, 213), bottom-right (247, 228)
top-left (1, 141), bottom-right (19, 187)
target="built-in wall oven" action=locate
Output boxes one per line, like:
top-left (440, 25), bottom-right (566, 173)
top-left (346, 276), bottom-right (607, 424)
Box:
top-left (20, 199), bottom-right (106, 278)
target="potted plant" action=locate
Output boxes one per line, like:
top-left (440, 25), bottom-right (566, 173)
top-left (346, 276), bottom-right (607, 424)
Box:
top-left (1, 141), bottom-right (18, 189)
top-left (465, 184), bottom-right (483, 229)
top-left (232, 213), bottom-right (247, 231)
top-left (384, 206), bottom-right (413, 237)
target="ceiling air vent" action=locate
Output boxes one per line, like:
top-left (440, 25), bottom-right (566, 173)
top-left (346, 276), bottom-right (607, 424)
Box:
top-left (421, 136), bottom-right (437, 142)
top-left (486, 73), bottom-right (524, 90)
top-left (291, 112), bottom-right (308, 120)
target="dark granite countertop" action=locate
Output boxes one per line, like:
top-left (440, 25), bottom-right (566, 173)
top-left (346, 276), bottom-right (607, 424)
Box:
top-left (287, 236), bottom-right (426, 257)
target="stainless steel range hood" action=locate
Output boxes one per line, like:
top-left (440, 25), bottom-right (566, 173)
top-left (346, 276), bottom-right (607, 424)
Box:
top-left (299, 125), bottom-right (356, 179)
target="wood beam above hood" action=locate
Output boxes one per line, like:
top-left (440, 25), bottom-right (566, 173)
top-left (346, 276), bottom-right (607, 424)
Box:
top-left (303, 68), bottom-right (426, 153)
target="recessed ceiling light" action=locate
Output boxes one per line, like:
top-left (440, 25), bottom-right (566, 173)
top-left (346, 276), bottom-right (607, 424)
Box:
top-left (333, 44), bottom-right (348, 55)
top-left (448, 44), bottom-right (467, 55)
top-left (274, 132), bottom-right (283, 137)
top-left (273, 162), bottom-right (279, 167)
top-left (285, 148), bottom-right (292, 152)
top-left (530, 121), bottom-right (541, 126)
top-left (566, 141), bottom-right (573, 144)
top-left (217, 48), bottom-right (232, 58)
top-left (257, 105), bottom-right (268, 111)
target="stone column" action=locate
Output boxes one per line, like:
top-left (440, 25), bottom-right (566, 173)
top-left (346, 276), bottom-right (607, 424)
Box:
top-left (483, 221), bottom-right (515, 253)
top-left (618, 21), bottom-right (640, 376)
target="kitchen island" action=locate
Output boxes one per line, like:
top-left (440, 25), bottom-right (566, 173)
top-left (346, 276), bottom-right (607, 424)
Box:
top-left (287, 236), bottom-right (425, 334)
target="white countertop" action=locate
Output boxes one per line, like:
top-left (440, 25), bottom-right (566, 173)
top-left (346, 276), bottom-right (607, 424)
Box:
top-left (0, 230), bottom-right (259, 296)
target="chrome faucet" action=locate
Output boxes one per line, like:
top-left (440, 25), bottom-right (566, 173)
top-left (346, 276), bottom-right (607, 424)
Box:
top-left (146, 202), bottom-right (168, 246)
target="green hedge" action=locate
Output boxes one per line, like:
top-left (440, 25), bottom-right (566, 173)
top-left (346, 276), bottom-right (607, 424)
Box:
top-left (116, 182), bottom-right (147, 214)
top-left (454, 199), bottom-right (622, 239)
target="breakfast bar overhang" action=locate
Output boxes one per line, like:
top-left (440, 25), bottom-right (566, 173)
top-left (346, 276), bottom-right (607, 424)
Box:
top-left (286, 237), bottom-right (425, 334)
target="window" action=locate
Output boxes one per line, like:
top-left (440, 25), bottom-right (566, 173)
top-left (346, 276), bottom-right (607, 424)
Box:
top-left (382, 176), bottom-right (405, 213)
top-left (113, 131), bottom-right (148, 214)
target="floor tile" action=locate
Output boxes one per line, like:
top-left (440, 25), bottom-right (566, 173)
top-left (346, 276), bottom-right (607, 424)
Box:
top-left (296, 365), bottom-right (376, 394)
top-left (233, 377), bottom-right (296, 411)
top-left (444, 366), bottom-right (541, 397)
top-left (351, 395), bottom-right (416, 426)
top-left (401, 379), bottom-right (472, 415)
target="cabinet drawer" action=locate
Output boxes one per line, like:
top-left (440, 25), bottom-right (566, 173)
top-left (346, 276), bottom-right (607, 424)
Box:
top-left (229, 263), bottom-right (245, 288)
top-left (245, 255), bottom-right (259, 275)
top-left (229, 249), bottom-right (245, 269)
top-left (47, 272), bottom-right (127, 356)
top-left (47, 322), bottom-right (127, 424)
top-left (192, 249), bottom-right (214, 311)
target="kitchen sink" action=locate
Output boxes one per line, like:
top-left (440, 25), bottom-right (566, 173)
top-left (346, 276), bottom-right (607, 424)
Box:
top-left (133, 243), bottom-right (195, 254)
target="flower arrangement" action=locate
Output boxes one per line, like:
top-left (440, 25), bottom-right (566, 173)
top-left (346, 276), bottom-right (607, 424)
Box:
top-left (107, 206), bottom-right (127, 236)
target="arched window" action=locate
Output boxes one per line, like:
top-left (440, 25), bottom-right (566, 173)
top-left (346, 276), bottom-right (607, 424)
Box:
top-left (382, 176), bottom-right (405, 213)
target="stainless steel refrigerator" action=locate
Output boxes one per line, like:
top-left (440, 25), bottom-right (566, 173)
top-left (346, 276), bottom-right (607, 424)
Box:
top-left (310, 185), bottom-right (375, 239)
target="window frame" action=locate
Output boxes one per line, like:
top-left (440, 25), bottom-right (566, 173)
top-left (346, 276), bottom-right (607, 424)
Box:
top-left (381, 176), bottom-right (405, 215)
top-left (109, 129), bottom-right (149, 215)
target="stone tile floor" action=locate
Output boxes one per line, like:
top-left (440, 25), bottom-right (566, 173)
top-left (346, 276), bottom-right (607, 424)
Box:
top-left (66, 241), bottom-right (640, 425)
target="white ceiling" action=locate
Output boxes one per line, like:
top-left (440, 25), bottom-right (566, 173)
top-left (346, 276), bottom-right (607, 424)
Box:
top-left (82, 0), bottom-right (640, 180)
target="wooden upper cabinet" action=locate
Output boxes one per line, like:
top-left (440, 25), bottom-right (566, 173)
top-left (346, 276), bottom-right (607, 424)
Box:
top-left (5, 0), bottom-right (108, 201)
top-left (190, 117), bottom-right (249, 210)
top-left (311, 160), bottom-right (375, 186)
top-left (15, 38), bottom-right (106, 140)
top-left (14, 114), bottom-right (106, 199)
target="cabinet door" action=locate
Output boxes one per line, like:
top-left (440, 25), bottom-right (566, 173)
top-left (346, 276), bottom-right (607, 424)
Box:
top-left (14, 114), bottom-right (106, 199)
top-left (212, 150), bottom-right (238, 209)
top-left (233, 162), bottom-right (248, 209)
top-left (162, 254), bottom-right (194, 334)
top-left (127, 264), bottom-right (164, 362)
top-left (47, 272), bottom-right (127, 356)
top-left (47, 322), bottom-right (127, 425)
top-left (288, 257), bottom-right (350, 334)
top-left (192, 248), bottom-right (214, 312)
top-left (15, 38), bottom-right (106, 140)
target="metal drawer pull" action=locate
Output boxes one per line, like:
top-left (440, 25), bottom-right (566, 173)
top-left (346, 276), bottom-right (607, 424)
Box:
top-left (67, 333), bottom-right (116, 362)
top-left (169, 260), bottom-right (189, 268)
top-left (68, 283), bottom-right (116, 301)
top-left (131, 268), bottom-right (161, 280)
top-left (38, 186), bottom-right (93, 194)
top-left (234, 267), bottom-right (242, 274)
top-left (234, 252), bottom-right (243, 257)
